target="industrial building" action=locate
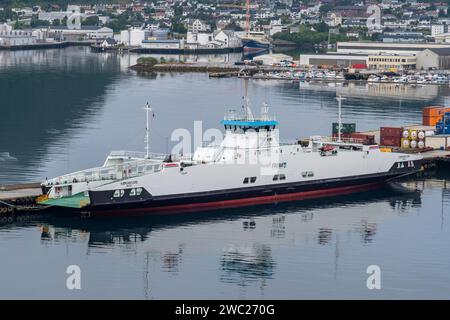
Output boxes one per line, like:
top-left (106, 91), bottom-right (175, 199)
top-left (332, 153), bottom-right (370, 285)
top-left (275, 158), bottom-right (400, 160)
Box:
top-left (299, 53), bottom-right (368, 68)
top-left (254, 53), bottom-right (293, 65)
top-left (42, 26), bottom-right (113, 41)
top-left (0, 31), bottom-right (36, 47)
top-left (416, 48), bottom-right (450, 70)
top-left (336, 41), bottom-right (450, 55)
top-left (298, 41), bottom-right (450, 70)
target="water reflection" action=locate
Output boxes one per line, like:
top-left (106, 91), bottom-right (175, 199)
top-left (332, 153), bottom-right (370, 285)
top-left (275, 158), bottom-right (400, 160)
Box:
top-left (0, 47), bottom-right (123, 184)
top-left (298, 81), bottom-right (441, 101)
top-left (220, 243), bottom-right (275, 287)
top-left (2, 175), bottom-right (450, 298)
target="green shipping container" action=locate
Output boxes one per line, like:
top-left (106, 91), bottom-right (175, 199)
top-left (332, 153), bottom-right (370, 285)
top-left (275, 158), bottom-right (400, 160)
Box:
top-left (332, 123), bottom-right (356, 135)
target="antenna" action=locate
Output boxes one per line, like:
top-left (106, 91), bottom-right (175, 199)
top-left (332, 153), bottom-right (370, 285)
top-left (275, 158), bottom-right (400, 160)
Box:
top-left (144, 102), bottom-right (152, 159)
top-left (336, 95), bottom-right (345, 143)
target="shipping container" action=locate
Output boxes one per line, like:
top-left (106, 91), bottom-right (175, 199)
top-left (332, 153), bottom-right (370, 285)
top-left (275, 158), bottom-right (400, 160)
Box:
top-left (422, 106), bottom-right (450, 117)
top-left (436, 121), bottom-right (444, 134)
top-left (380, 126), bottom-right (403, 137)
top-left (380, 127), bottom-right (403, 147)
top-left (331, 123), bottom-right (356, 135)
top-left (423, 115), bottom-right (445, 126)
top-left (445, 112), bottom-right (450, 123)
top-left (380, 136), bottom-right (401, 147)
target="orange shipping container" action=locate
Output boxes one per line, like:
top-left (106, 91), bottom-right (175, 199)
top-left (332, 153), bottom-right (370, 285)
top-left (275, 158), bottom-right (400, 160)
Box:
top-left (423, 115), bottom-right (445, 126)
top-left (422, 106), bottom-right (450, 117)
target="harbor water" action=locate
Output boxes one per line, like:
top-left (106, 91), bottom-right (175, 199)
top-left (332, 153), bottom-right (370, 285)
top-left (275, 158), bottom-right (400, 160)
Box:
top-left (0, 47), bottom-right (449, 299)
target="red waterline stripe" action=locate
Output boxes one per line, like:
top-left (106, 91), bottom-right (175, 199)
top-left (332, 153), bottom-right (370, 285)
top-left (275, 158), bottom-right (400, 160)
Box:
top-left (93, 182), bottom-right (386, 217)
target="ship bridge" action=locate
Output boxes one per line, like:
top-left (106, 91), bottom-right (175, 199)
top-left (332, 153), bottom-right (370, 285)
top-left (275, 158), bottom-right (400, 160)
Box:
top-left (221, 118), bottom-right (278, 132)
top-left (220, 103), bottom-right (278, 132)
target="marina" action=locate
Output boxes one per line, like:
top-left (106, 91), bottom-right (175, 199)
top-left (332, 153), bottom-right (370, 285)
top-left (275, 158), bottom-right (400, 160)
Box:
top-left (129, 60), bottom-right (450, 86)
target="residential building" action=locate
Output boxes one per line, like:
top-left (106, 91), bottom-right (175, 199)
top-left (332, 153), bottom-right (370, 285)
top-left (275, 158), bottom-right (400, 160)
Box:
top-left (432, 23), bottom-right (449, 37)
top-left (381, 32), bottom-right (425, 43)
top-left (188, 19), bottom-right (211, 33)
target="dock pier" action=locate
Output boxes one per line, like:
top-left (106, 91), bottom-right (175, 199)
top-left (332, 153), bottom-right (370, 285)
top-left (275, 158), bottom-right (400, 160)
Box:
top-left (0, 183), bottom-right (47, 218)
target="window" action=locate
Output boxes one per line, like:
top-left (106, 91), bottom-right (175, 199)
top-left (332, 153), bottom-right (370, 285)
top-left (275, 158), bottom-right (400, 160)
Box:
top-left (279, 174), bottom-right (286, 180)
top-left (130, 189), bottom-right (136, 196)
top-left (273, 174), bottom-right (279, 181)
top-left (243, 177), bottom-right (257, 184)
top-left (136, 188), bottom-right (143, 196)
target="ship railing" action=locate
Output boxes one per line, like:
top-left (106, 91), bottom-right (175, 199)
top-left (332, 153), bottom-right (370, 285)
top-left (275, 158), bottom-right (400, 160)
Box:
top-left (279, 140), bottom-right (300, 146)
top-left (108, 150), bottom-right (168, 160)
top-left (328, 136), bottom-right (366, 145)
top-left (223, 114), bottom-right (277, 122)
top-left (45, 159), bottom-right (164, 186)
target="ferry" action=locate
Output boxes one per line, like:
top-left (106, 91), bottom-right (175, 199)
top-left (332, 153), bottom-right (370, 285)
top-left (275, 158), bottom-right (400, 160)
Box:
top-left (239, 31), bottom-right (271, 52)
top-left (38, 101), bottom-right (423, 217)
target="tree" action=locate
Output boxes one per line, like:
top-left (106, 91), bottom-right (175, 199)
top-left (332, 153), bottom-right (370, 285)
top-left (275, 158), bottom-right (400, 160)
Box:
top-left (226, 22), bottom-right (243, 31)
top-left (174, 5), bottom-right (183, 17)
top-left (137, 57), bottom-right (159, 66)
top-left (30, 18), bottom-right (50, 28)
top-left (171, 22), bottom-right (187, 34)
top-left (82, 15), bottom-right (99, 26)
top-left (319, 4), bottom-right (334, 14)
top-left (52, 19), bottom-right (61, 26)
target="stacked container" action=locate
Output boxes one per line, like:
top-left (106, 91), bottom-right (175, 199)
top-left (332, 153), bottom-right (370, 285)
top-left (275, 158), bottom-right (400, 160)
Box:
top-left (423, 106), bottom-right (450, 126)
top-left (380, 127), bottom-right (403, 147)
top-left (401, 129), bottom-right (426, 149)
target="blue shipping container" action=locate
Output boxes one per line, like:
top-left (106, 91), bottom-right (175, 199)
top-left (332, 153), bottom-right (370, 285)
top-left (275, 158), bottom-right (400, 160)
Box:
top-left (436, 121), bottom-right (444, 134)
top-left (445, 112), bottom-right (450, 123)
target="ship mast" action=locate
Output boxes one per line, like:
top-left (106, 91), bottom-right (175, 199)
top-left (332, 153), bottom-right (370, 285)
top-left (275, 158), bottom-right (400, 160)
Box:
top-left (144, 102), bottom-right (152, 158)
top-left (336, 96), bottom-right (345, 143)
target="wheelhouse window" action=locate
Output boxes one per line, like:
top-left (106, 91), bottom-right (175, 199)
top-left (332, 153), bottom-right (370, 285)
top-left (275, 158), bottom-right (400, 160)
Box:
top-left (243, 177), bottom-right (249, 184)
